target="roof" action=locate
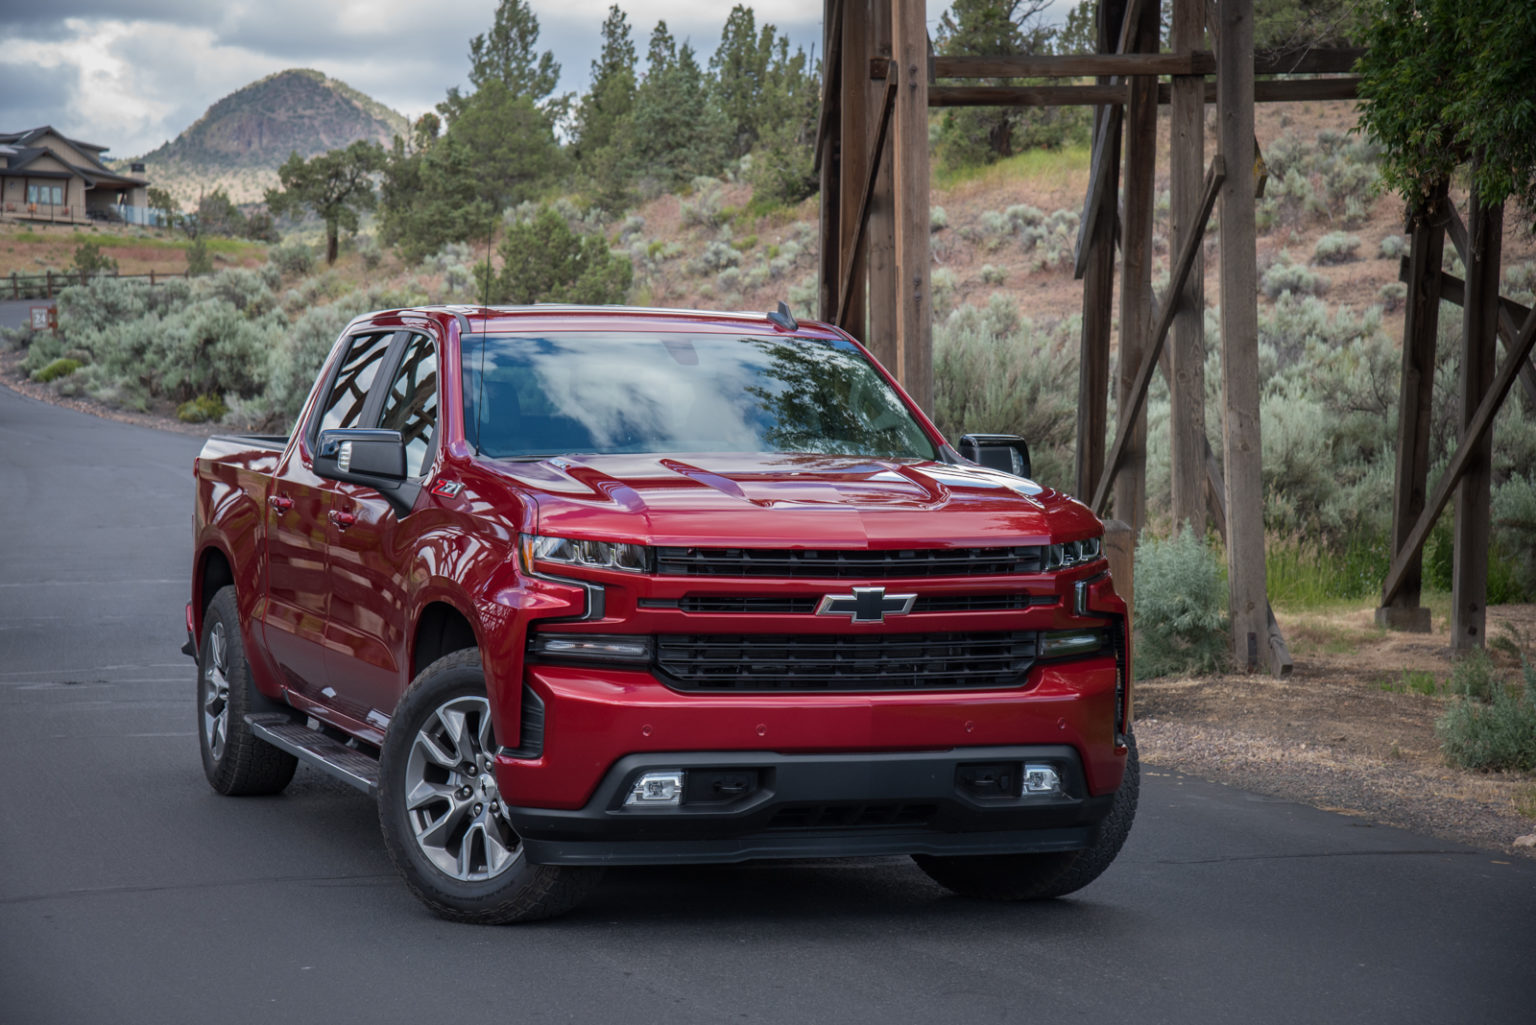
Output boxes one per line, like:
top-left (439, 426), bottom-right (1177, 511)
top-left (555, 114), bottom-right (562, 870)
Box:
top-left (344, 304), bottom-right (838, 341)
top-left (0, 127), bottom-right (147, 186)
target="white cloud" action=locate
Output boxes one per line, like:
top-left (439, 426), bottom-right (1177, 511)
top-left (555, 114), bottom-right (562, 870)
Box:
top-left (0, 0), bottom-right (831, 158)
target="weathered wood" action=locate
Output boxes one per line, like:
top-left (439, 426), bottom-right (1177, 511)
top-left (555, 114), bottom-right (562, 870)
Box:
top-left (1170, 0), bottom-right (1207, 534)
top-left (1074, 0), bottom-right (1125, 499)
top-left (1113, 0), bottom-right (1160, 536)
top-left (1093, 157), bottom-right (1225, 516)
top-left (1218, 0), bottom-right (1271, 674)
top-left (1452, 190), bottom-right (1501, 650)
top-left (837, 78), bottom-right (898, 329)
top-left (812, 2), bottom-right (844, 175)
top-left (837, 3), bottom-right (872, 342)
top-left (816, 0), bottom-right (844, 322)
top-left (1379, 182), bottom-right (1448, 633)
top-left (1073, 0), bottom-right (1148, 278)
top-left (865, 0), bottom-right (897, 375)
top-left (1440, 205), bottom-right (1536, 411)
top-left (929, 75), bottom-right (1359, 107)
top-left (878, 47), bottom-right (1360, 81)
top-left (927, 52), bottom-right (1216, 79)
top-left (891, 0), bottom-right (932, 414)
top-left (1381, 303), bottom-right (1536, 609)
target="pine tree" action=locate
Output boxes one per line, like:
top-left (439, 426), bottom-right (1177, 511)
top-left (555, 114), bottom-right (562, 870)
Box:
top-left (710, 5), bottom-right (775, 160)
top-left (628, 21), bottom-right (728, 192)
top-left (573, 5), bottom-right (640, 212)
top-left (265, 140), bottom-right (386, 264)
top-left (493, 206), bottom-right (632, 304)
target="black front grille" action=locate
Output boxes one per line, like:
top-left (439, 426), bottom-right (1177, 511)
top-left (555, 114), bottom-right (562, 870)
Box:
top-left (655, 631), bottom-right (1037, 692)
top-left (767, 802), bottom-right (937, 830)
top-left (662, 594), bottom-right (1042, 614)
top-left (654, 545), bottom-right (1047, 578)
top-left (676, 596), bottom-right (820, 614)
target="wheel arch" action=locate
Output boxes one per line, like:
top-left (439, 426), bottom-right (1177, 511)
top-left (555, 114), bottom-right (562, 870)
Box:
top-left (193, 543), bottom-right (236, 639)
top-left (412, 599), bottom-right (480, 679)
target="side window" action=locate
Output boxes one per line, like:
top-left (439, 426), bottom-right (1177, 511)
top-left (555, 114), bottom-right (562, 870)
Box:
top-left (378, 333), bottom-right (438, 477)
top-left (315, 333), bottom-right (393, 437)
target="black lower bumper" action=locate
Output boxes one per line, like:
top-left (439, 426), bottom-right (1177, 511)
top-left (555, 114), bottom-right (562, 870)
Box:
top-left (508, 746), bottom-right (1117, 866)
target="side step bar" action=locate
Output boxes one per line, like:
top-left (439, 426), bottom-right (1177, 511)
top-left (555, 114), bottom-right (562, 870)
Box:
top-left (246, 713), bottom-right (380, 794)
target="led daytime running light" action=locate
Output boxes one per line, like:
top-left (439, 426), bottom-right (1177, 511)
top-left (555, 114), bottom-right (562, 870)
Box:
top-left (522, 534), bottom-right (650, 574)
top-left (1044, 535), bottom-right (1103, 572)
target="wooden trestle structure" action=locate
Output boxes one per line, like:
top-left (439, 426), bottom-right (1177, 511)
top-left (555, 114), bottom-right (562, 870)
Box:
top-left (815, 0), bottom-right (1536, 669)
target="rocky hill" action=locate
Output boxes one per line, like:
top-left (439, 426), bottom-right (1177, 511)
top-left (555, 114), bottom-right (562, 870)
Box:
top-left (123, 69), bottom-right (408, 207)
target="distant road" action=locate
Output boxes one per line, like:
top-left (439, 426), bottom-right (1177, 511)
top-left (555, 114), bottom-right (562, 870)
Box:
top-left (1, 383), bottom-right (1533, 1025)
top-left (0, 297), bottom-right (53, 330)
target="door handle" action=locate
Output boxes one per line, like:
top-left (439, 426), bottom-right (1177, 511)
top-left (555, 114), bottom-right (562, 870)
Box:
top-left (267, 494), bottom-right (294, 513)
top-left (329, 510), bottom-right (357, 530)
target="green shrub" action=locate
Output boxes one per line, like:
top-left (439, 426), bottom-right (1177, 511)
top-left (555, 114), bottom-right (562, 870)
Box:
top-left (1133, 527), bottom-right (1230, 680)
top-left (33, 357), bottom-right (82, 383)
top-left (1261, 253), bottom-right (1326, 299)
top-left (1437, 655), bottom-right (1536, 772)
top-left (177, 394), bottom-right (227, 423)
top-left (268, 241), bottom-right (315, 277)
top-left (1379, 234), bottom-right (1407, 260)
top-left (979, 264), bottom-right (1007, 285)
top-left (1379, 281), bottom-right (1407, 312)
top-left (186, 235), bottom-right (213, 276)
top-left (1312, 231), bottom-right (1361, 265)
top-left (929, 206), bottom-right (948, 232)
top-left (73, 241), bottom-right (117, 277)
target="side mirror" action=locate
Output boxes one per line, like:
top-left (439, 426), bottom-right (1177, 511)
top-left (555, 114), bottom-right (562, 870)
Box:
top-left (958, 433), bottom-right (1032, 479)
top-left (314, 428), bottom-right (407, 486)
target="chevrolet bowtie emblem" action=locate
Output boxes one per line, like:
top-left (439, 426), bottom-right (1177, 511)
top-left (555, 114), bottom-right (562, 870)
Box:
top-left (815, 586), bottom-right (917, 623)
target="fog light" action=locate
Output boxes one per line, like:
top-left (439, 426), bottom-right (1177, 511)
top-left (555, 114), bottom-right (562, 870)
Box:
top-left (1022, 764), bottom-right (1062, 797)
top-left (625, 771), bottom-right (685, 807)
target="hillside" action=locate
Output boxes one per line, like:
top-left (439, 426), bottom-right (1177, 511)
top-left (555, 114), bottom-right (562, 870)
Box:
top-left (122, 69), bottom-right (409, 207)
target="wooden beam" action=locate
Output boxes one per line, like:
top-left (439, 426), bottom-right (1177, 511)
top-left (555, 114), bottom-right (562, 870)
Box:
top-left (1379, 184), bottom-right (1448, 633)
top-left (837, 78), bottom-right (898, 329)
top-left (1452, 191), bottom-right (1501, 650)
top-left (927, 52), bottom-right (1216, 79)
top-left (812, 1), bottom-right (844, 175)
top-left (837, 2), bottom-right (872, 341)
top-left (1253, 45), bottom-right (1365, 74)
top-left (1217, 0), bottom-right (1271, 674)
top-left (865, 0), bottom-right (897, 375)
top-left (1439, 205), bottom-right (1536, 411)
top-left (1112, 0), bottom-right (1161, 535)
top-left (929, 75), bottom-right (1359, 107)
top-left (1381, 303), bottom-right (1536, 608)
top-left (891, 0), bottom-right (932, 414)
top-left (816, 0), bottom-right (843, 321)
top-left (1093, 157), bottom-right (1225, 515)
top-left (1073, 0), bottom-right (1150, 278)
top-left (1170, 0), bottom-right (1208, 534)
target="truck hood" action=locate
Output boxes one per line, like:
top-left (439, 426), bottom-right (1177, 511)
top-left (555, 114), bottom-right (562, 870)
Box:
top-left (487, 453), bottom-right (1101, 547)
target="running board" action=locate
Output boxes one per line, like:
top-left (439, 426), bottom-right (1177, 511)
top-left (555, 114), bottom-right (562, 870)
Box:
top-left (246, 713), bottom-right (380, 794)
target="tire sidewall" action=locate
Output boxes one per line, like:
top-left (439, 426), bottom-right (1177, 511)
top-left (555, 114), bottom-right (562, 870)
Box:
top-left (197, 589), bottom-right (242, 787)
top-left (377, 654), bottom-right (547, 912)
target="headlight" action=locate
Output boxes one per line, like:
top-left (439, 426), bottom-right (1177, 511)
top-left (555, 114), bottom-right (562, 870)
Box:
top-left (1039, 629), bottom-right (1109, 659)
top-left (1044, 535), bottom-right (1102, 571)
top-left (521, 534), bottom-right (651, 574)
top-left (528, 633), bottom-right (654, 663)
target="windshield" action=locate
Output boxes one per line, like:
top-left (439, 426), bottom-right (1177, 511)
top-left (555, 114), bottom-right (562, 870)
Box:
top-left (461, 332), bottom-right (938, 460)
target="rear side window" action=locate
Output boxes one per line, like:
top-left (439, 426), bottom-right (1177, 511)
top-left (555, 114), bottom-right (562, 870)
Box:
top-left (378, 333), bottom-right (438, 477)
top-left (316, 333), bottom-right (393, 437)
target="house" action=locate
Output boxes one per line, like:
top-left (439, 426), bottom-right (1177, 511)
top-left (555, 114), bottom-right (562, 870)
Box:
top-left (0, 126), bottom-right (154, 226)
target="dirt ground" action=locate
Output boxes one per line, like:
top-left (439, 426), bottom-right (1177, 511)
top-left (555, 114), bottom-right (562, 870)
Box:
top-left (1135, 603), bottom-right (1536, 859)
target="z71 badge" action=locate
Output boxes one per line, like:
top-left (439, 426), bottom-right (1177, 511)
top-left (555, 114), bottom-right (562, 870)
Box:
top-left (429, 479), bottom-right (465, 498)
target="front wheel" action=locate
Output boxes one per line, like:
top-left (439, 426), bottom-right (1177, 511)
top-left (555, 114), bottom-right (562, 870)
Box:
top-left (914, 734), bottom-right (1139, 900)
top-left (377, 650), bottom-right (602, 923)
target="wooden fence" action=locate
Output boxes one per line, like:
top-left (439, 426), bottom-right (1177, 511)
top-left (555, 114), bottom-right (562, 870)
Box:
top-left (6, 268), bottom-right (190, 301)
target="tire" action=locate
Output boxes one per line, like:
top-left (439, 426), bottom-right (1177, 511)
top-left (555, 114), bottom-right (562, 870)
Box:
top-left (913, 733), bottom-right (1140, 901)
top-left (377, 650), bottom-right (602, 924)
top-left (197, 586), bottom-right (298, 796)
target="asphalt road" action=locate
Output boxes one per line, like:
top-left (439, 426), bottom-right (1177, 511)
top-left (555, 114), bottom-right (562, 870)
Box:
top-left (2, 383), bottom-right (1533, 1025)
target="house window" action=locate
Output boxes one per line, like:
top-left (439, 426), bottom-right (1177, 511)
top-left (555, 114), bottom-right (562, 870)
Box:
top-left (27, 185), bottom-right (64, 205)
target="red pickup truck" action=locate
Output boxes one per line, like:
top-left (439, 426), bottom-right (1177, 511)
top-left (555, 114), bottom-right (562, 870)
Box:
top-left (189, 303), bottom-right (1135, 922)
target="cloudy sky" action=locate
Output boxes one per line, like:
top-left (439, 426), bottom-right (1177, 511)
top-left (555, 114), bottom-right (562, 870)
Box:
top-left (0, 1), bottom-right (835, 160)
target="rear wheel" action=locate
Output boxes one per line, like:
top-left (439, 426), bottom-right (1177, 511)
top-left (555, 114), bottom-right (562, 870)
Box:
top-left (914, 734), bottom-right (1139, 900)
top-left (197, 586), bottom-right (297, 796)
top-left (377, 650), bottom-right (602, 923)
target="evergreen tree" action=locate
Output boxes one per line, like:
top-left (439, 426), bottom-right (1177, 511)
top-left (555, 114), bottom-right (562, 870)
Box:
top-left (493, 205), bottom-right (632, 304)
top-left (748, 35), bottom-right (822, 207)
top-left (573, 5), bottom-right (640, 212)
top-left (440, 0), bottom-right (562, 119)
top-left (380, 120), bottom-right (495, 264)
top-left (629, 21), bottom-right (728, 192)
top-left (265, 140), bottom-right (386, 264)
top-left (710, 5), bottom-right (775, 160)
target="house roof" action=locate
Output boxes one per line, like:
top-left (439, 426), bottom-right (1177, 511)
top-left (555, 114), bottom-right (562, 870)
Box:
top-left (0, 127), bottom-right (147, 187)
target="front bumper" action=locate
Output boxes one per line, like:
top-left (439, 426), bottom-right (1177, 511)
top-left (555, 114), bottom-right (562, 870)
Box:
top-left (508, 745), bottom-right (1115, 865)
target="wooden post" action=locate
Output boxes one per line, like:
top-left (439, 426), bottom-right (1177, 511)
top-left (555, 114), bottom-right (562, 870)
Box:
top-left (1114, 0), bottom-right (1158, 536)
top-left (891, 0), bottom-right (932, 414)
top-left (1169, 0), bottom-right (1207, 533)
top-left (838, 1), bottom-right (870, 343)
top-left (1453, 187), bottom-right (1502, 651)
top-left (1217, 0), bottom-right (1270, 673)
top-left (865, 1), bottom-right (897, 375)
top-left (1075, 0), bottom-right (1124, 503)
top-left (1377, 182), bottom-right (1447, 633)
top-left (818, 0), bottom-right (844, 322)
